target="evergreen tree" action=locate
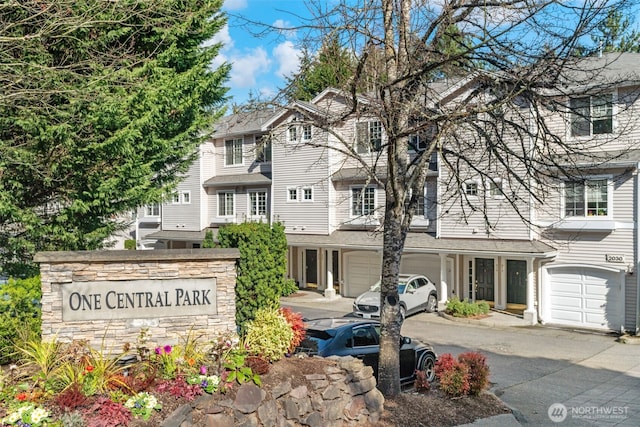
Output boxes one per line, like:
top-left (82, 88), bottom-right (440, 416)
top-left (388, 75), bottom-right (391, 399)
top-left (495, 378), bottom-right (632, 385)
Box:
top-left (0, 0), bottom-right (230, 275)
top-left (592, 9), bottom-right (640, 53)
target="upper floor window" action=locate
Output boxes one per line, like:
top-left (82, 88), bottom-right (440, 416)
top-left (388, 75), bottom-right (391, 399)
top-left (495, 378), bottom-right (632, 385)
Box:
top-left (172, 193), bottom-right (180, 204)
top-left (181, 191), bottom-right (191, 204)
top-left (351, 186), bottom-right (376, 216)
top-left (405, 189), bottom-right (426, 217)
top-left (570, 95), bottom-right (613, 137)
top-left (564, 179), bottom-right (609, 217)
top-left (464, 181), bottom-right (478, 196)
top-left (302, 124), bottom-right (312, 141)
top-left (255, 136), bottom-right (272, 163)
top-left (249, 191), bottom-right (267, 216)
top-left (218, 191), bottom-right (235, 217)
top-left (489, 179), bottom-right (503, 198)
top-left (288, 125), bottom-right (297, 142)
top-left (288, 188), bottom-right (298, 202)
top-left (303, 187), bottom-right (313, 201)
top-left (146, 204), bottom-right (160, 216)
top-left (356, 121), bottom-right (383, 153)
top-left (225, 138), bottom-right (243, 166)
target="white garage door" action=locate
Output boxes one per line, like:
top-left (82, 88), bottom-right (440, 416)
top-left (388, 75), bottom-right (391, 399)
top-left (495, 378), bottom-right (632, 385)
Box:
top-left (547, 266), bottom-right (624, 331)
top-left (401, 255), bottom-right (441, 285)
top-left (344, 251), bottom-right (381, 297)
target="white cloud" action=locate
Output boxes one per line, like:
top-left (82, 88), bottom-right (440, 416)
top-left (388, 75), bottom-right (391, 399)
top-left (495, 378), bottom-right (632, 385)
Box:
top-left (272, 19), bottom-right (297, 38)
top-left (205, 24), bottom-right (233, 50)
top-left (273, 41), bottom-right (301, 78)
top-left (229, 47), bottom-right (271, 87)
top-left (223, 0), bottom-right (247, 10)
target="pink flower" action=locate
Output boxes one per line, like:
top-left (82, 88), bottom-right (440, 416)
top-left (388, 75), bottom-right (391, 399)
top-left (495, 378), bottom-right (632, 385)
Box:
top-left (200, 366), bottom-right (207, 375)
top-left (164, 345), bottom-right (172, 354)
top-left (155, 347), bottom-right (162, 355)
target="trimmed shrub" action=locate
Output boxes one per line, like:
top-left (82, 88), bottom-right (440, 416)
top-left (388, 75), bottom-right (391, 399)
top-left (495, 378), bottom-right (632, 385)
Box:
top-left (458, 352), bottom-right (490, 395)
top-left (445, 297), bottom-right (490, 318)
top-left (202, 230), bottom-right (215, 248)
top-left (217, 222), bottom-right (298, 334)
top-left (435, 352), bottom-right (490, 397)
top-left (124, 239), bottom-right (136, 250)
top-left (0, 276), bottom-right (42, 364)
top-left (244, 306), bottom-right (294, 362)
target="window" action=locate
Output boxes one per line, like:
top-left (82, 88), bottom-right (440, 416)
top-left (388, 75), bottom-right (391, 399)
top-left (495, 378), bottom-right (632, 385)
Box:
top-left (351, 326), bottom-right (378, 347)
top-left (218, 192), bottom-right (234, 217)
top-left (146, 204), bottom-right (160, 216)
top-left (352, 186), bottom-right (376, 216)
top-left (405, 188), bottom-right (426, 216)
top-left (302, 124), bottom-right (312, 141)
top-left (564, 179), bottom-right (608, 217)
top-left (489, 179), bottom-right (503, 197)
top-left (356, 121), bottom-right (383, 153)
top-left (288, 188), bottom-right (298, 202)
top-left (225, 139), bottom-right (243, 165)
top-left (181, 191), bottom-right (191, 204)
top-left (172, 193), bottom-right (180, 204)
top-left (303, 187), bottom-right (313, 201)
top-left (255, 136), bottom-right (272, 163)
top-left (464, 182), bottom-right (478, 196)
top-left (249, 191), bottom-right (267, 216)
top-left (288, 125), bottom-right (297, 142)
top-left (570, 95), bottom-right (613, 137)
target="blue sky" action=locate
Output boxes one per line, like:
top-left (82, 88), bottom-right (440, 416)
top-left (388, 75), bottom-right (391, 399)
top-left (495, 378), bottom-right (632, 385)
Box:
top-left (212, 0), bottom-right (311, 106)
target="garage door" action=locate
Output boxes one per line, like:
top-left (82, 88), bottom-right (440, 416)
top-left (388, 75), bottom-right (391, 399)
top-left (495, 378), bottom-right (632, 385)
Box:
top-left (344, 251), bottom-right (381, 297)
top-left (546, 266), bottom-right (624, 331)
top-left (401, 255), bottom-right (441, 285)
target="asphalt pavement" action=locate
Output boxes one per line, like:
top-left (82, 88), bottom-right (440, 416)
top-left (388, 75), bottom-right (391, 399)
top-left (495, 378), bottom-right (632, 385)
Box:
top-left (281, 290), bottom-right (640, 426)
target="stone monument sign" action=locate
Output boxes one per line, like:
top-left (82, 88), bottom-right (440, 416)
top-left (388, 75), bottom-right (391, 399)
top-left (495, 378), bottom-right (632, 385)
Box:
top-left (35, 248), bottom-right (240, 350)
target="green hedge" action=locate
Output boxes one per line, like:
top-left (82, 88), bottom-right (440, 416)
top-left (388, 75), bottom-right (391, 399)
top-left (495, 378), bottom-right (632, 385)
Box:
top-left (0, 276), bottom-right (42, 364)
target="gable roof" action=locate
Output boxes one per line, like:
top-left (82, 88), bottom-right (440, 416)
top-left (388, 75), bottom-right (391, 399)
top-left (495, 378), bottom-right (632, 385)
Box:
top-left (212, 109), bottom-right (278, 138)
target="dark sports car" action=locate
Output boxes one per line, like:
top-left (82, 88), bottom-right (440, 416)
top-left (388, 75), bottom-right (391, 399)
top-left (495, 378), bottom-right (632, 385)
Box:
top-left (295, 317), bottom-right (437, 386)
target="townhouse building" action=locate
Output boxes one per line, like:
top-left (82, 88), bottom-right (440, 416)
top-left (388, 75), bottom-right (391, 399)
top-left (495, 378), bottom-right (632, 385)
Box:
top-left (136, 53), bottom-right (640, 334)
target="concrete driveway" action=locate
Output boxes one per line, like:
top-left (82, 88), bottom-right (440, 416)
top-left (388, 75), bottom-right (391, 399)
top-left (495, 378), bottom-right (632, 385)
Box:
top-left (282, 291), bottom-right (640, 426)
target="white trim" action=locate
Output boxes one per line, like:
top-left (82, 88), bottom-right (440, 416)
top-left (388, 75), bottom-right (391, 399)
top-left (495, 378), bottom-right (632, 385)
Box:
top-left (287, 187), bottom-right (299, 202)
top-left (224, 138), bottom-right (244, 166)
top-left (302, 186), bottom-right (314, 202)
top-left (216, 190), bottom-right (235, 218)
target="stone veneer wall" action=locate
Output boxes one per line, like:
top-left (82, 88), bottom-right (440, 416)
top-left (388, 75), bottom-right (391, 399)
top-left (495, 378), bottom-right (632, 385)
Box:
top-left (160, 356), bottom-right (385, 427)
top-left (35, 249), bottom-right (240, 350)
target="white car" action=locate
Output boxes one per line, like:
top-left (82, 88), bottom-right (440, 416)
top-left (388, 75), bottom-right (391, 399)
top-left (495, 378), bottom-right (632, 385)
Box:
top-left (352, 273), bottom-right (438, 319)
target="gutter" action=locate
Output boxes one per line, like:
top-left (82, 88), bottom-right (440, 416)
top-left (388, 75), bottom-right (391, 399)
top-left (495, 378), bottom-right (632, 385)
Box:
top-left (636, 163), bottom-right (640, 334)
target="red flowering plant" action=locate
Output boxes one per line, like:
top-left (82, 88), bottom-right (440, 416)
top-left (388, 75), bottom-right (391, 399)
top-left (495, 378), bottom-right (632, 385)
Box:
top-left (279, 307), bottom-right (306, 353)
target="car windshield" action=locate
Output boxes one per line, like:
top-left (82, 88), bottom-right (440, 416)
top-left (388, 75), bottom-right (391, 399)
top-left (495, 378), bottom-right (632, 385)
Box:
top-left (369, 280), bottom-right (408, 293)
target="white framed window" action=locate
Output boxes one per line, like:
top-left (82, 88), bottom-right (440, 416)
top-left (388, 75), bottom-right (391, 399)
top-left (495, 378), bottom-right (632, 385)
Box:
top-left (181, 191), bottom-right (191, 204)
top-left (488, 179), bottom-right (504, 198)
top-left (288, 187), bottom-right (299, 202)
top-left (302, 187), bottom-right (313, 201)
top-left (351, 186), bottom-right (376, 216)
top-left (249, 190), bottom-right (267, 216)
top-left (464, 181), bottom-right (478, 196)
top-left (146, 204), bottom-right (160, 216)
top-left (570, 94), bottom-right (613, 137)
top-left (172, 193), bottom-right (180, 204)
top-left (225, 138), bottom-right (243, 166)
top-left (405, 188), bottom-right (426, 217)
top-left (255, 135), bottom-right (272, 163)
top-left (356, 121), bottom-right (383, 153)
top-left (218, 191), bottom-right (235, 217)
top-left (563, 178), bottom-right (610, 218)
top-left (302, 124), bottom-right (312, 141)
top-left (288, 125), bottom-right (298, 142)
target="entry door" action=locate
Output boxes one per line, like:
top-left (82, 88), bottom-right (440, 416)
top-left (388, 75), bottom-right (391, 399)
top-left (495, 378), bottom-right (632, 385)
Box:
top-left (475, 258), bottom-right (494, 301)
top-left (305, 249), bottom-right (318, 288)
top-left (507, 260), bottom-right (527, 305)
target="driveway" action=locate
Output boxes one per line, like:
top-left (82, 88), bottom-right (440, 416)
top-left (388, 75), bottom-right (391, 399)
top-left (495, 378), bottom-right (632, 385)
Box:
top-left (282, 291), bottom-right (640, 426)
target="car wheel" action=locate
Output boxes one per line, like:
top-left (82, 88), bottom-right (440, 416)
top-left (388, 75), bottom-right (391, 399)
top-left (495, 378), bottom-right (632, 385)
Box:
top-left (419, 353), bottom-right (436, 382)
top-left (425, 293), bottom-right (437, 313)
